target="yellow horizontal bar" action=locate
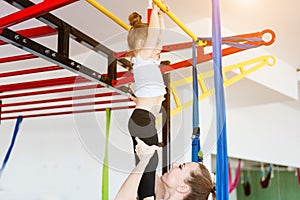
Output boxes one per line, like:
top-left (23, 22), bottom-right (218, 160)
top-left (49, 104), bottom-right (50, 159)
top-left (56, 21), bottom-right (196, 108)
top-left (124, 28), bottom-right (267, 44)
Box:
top-left (224, 55), bottom-right (276, 72)
top-left (171, 56), bottom-right (275, 87)
top-left (223, 55), bottom-right (276, 86)
top-left (86, 0), bottom-right (130, 31)
top-left (153, 0), bottom-right (206, 46)
top-left (156, 55), bottom-right (276, 124)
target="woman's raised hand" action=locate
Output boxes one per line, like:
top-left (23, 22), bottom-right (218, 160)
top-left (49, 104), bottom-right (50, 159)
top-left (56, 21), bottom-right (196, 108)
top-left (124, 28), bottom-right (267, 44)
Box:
top-left (135, 137), bottom-right (160, 161)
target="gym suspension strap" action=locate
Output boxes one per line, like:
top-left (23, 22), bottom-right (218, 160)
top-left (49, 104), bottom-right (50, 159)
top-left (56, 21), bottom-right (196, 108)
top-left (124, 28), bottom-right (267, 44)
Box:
top-left (241, 172), bottom-right (251, 196)
top-left (260, 163), bottom-right (272, 188)
top-left (212, 0), bottom-right (229, 199)
top-left (228, 159), bottom-right (241, 193)
top-left (102, 108), bottom-right (111, 200)
top-left (0, 115), bottom-right (23, 179)
top-left (191, 41), bottom-right (203, 163)
top-left (296, 168), bottom-right (300, 185)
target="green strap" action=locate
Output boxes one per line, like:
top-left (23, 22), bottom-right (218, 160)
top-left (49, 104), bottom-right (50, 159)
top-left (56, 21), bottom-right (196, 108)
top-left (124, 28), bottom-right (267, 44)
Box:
top-left (102, 108), bottom-right (111, 200)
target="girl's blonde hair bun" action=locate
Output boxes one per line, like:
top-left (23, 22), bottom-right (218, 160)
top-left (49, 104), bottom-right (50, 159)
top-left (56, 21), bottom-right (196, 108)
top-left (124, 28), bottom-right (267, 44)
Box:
top-left (128, 12), bottom-right (143, 27)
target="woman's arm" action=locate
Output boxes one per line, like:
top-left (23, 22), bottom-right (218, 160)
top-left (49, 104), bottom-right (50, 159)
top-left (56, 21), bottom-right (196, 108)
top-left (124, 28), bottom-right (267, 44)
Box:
top-left (115, 159), bottom-right (151, 200)
top-left (115, 138), bottom-right (160, 200)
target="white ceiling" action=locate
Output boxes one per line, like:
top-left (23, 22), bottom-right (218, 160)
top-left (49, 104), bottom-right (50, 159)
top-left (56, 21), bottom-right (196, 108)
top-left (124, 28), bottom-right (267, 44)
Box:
top-left (1, 0), bottom-right (299, 68)
top-left (55, 0), bottom-right (299, 70)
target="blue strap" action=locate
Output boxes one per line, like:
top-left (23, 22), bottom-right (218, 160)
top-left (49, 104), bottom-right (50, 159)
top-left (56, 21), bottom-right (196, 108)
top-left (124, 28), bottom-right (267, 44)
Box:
top-left (192, 41), bottom-right (199, 130)
top-left (201, 36), bottom-right (262, 42)
top-left (191, 41), bottom-right (203, 162)
top-left (223, 36), bottom-right (262, 49)
top-left (221, 36), bottom-right (262, 42)
top-left (191, 133), bottom-right (201, 162)
top-left (199, 36), bottom-right (263, 49)
top-left (222, 42), bottom-right (257, 49)
top-left (0, 116), bottom-right (23, 178)
top-left (212, 0), bottom-right (229, 199)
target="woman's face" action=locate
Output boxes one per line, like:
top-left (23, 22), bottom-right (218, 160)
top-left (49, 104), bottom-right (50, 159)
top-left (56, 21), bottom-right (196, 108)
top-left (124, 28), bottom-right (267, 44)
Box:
top-left (161, 162), bottom-right (199, 189)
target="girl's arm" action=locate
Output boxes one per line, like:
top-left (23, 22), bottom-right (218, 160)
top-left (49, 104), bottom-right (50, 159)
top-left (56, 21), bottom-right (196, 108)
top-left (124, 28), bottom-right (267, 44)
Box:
top-left (140, 4), bottom-right (163, 60)
top-left (158, 5), bottom-right (165, 49)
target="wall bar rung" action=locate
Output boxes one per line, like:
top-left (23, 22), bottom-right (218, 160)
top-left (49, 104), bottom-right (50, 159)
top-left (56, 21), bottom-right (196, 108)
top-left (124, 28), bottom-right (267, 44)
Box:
top-left (1, 98), bottom-right (131, 114)
top-left (0, 105), bottom-right (135, 121)
top-left (0, 26), bottom-right (56, 46)
top-left (0, 66), bottom-right (62, 78)
top-left (0, 76), bottom-right (90, 92)
top-left (0, 54), bottom-right (38, 63)
top-left (0, 0), bottom-right (78, 30)
top-left (0, 84), bottom-right (102, 99)
top-left (0, 91), bottom-right (119, 108)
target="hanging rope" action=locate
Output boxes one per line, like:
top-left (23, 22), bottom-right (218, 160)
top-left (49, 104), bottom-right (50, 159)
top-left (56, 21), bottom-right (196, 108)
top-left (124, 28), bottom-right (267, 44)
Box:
top-left (0, 115), bottom-right (23, 179)
top-left (260, 164), bottom-right (272, 188)
top-left (102, 108), bottom-right (111, 200)
top-left (228, 159), bottom-right (241, 193)
top-left (212, 0), bottom-right (229, 199)
top-left (191, 41), bottom-right (203, 162)
top-left (296, 168), bottom-right (300, 186)
top-left (242, 171), bottom-right (251, 196)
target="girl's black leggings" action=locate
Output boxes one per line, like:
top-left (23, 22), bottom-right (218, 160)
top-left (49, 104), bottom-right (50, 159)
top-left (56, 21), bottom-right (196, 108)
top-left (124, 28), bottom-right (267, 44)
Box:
top-left (128, 108), bottom-right (159, 199)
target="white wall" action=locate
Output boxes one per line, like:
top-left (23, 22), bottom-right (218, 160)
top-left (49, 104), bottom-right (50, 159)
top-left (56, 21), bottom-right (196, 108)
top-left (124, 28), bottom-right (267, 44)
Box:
top-left (227, 102), bottom-right (300, 168)
top-left (0, 115), bottom-right (114, 200)
top-left (1, 16), bottom-right (299, 200)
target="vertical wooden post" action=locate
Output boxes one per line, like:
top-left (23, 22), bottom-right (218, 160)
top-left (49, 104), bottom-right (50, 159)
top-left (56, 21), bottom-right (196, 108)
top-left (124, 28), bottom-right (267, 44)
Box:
top-left (162, 73), bottom-right (171, 174)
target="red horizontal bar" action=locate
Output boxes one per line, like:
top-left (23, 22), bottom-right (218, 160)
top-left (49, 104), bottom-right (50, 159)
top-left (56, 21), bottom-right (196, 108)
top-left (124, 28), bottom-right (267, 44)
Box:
top-left (160, 44), bottom-right (257, 73)
top-left (114, 38), bottom-right (271, 87)
top-left (162, 42), bottom-right (194, 52)
top-left (203, 29), bottom-right (276, 46)
top-left (114, 75), bottom-right (134, 87)
top-left (0, 84), bottom-right (102, 99)
top-left (1, 98), bottom-right (132, 114)
top-left (0, 69), bottom-right (130, 93)
top-left (0, 91), bottom-right (119, 108)
top-left (112, 51), bottom-right (127, 59)
top-left (113, 29), bottom-right (275, 59)
top-left (0, 26), bottom-right (56, 46)
top-left (199, 45), bottom-right (254, 64)
top-left (0, 105), bottom-right (135, 121)
top-left (0, 0), bottom-right (78, 29)
top-left (0, 76), bottom-right (90, 92)
top-left (113, 41), bottom-right (195, 59)
top-left (0, 54), bottom-right (38, 63)
top-left (0, 65), bottom-right (62, 78)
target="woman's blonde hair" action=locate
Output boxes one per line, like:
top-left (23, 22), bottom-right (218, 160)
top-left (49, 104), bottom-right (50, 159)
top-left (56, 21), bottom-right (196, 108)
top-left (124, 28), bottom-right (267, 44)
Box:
top-left (184, 163), bottom-right (216, 200)
top-left (127, 12), bottom-right (148, 57)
